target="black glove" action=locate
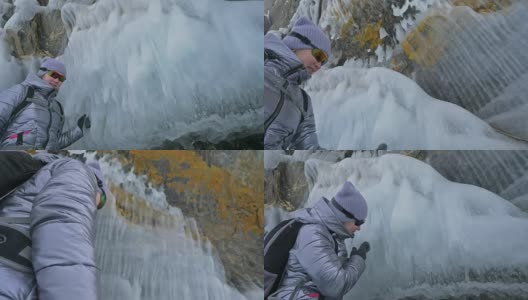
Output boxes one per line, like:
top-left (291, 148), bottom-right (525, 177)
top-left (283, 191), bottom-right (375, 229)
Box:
top-left (376, 143), bottom-right (388, 151)
top-left (350, 241), bottom-right (370, 260)
top-left (77, 114), bottom-right (91, 132)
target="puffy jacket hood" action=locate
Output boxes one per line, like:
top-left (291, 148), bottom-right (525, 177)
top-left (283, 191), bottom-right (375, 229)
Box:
top-left (22, 73), bottom-right (57, 99)
top-left (294, 197), bottom-right (354, 239)
top-left (265, 32), bottom-right (310, 84)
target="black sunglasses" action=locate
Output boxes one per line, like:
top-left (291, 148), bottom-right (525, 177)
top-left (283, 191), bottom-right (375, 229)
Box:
top-left (288, 32), bottom-right (328, 65)
top-left (40, 67), bottom-right (66, 82)
top-left (331, 198), bottom-right (365, 226)
top-left (97, 180), bottom-right (106, 210)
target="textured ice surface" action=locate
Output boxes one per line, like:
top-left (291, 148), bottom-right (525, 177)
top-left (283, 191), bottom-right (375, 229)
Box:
top-left (424, 151), bottom-right (528, 212)
top-left (61, 0), bottom-right (263, 149)
top-left (305, 64), bottom-right (528, 149)
top-left (0, 0), bottom-right (263, 149)
top-left (411, 3), bottom-right (528, 141)
top-left (301, 154), bottom-right (528, 299)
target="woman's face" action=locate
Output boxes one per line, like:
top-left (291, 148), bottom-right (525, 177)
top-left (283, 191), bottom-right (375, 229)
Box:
top-left (344, 221), bottom-right (361, 235)
top-left (294, 49), bottom-right (322, 75)
top-left (96, 192), bottom-right (101, 207)
top-left (42, 73), bottom-right (63, 90)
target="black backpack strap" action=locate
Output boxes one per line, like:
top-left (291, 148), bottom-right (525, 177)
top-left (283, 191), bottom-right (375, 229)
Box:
top-left (300, 90), bottom-right (309, 113)
top-left (330, 233), bottom-right (338, 254)
top-left (265, 49), bottom-right (280, 61)
top-left (264, 80), bottom-right (288, 134)
top-left (0, 224), bottom-right (33, 273)
top-left (1, 85), bottom-right (35, 138)
top-left (299, 89), bottom-right (310, 123)
top-left (55, 100), bottom-right (64, 115)
top-left (0, 151), bottom-right (45, 200)
top-left (11, 85), bottom-right (34, 119)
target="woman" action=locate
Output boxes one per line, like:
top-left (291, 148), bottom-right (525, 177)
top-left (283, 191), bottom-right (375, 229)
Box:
top-left (0, 58), bottom-right (90, 149)
top-left (264, 17), bottom-right (330, 150)
top-left (0, 152), bottom-right (106, 300)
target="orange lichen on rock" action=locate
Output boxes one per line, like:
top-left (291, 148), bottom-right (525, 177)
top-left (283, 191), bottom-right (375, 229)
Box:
top-left (127, 150), bottom-right (263, 236)
top-left (401, 15), bottom-right (450, 67)
top-left (452, 0), bottom-right (512, 13)
top-left (354, 21), bottom-right (383, 51)
top-left (109, 183), bottom-right (179, 228)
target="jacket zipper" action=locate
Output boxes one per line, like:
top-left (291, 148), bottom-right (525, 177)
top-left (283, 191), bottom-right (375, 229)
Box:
top-left (41, 101), bottom-right (53, 149)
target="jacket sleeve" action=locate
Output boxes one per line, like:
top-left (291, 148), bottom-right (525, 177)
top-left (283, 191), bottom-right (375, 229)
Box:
top-left (264, 122), bottom-right (289, 150)
top-left (294, 225), bottom-right (366, 299)
top-left (30, 159), bottom-right (98, 300)
top-left (290, 92), bottom-right (322, 150)
top-left (57, 125), bottom-right (83, 149)
top-left (0, 84), bottom-right (26, 132)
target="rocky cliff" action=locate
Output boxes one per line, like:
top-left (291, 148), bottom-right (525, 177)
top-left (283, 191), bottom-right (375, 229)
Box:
top-left (109, 150), bottom-right (264, 291)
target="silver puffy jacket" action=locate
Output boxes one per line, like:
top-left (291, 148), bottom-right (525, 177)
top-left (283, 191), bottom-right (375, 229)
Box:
top-left (0, 73), bottom-right (83, 149)
top-left (264, 32), bottom-right (321, 150)
top-left (270, 198), bottom-right (366, 300)
top-left (0, 153), bottom-right (99, 300)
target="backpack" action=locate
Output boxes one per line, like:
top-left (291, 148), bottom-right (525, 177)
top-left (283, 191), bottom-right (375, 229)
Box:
top-left (0, 151), bottom-right (45, 202)
top-left (264, 219), bottom-right (338, 299)
top-left (0, 151), bottom-right (46, 273)
top-left (0, 85), bottom-right (35, 139)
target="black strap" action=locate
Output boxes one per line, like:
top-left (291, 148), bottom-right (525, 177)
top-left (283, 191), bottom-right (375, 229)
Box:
top-left (16, 132), bottom-right (23, 145)
top-left (264, 82), bottom-right (288, 134)
top-left (288, 32), bottom-right (319, 49)
top-left (265, 49), bottom-right (280, 61)
top-left (330, 198), bottom-right (358, 220)
top-left (1, 86), bottom-right (35, 137)
top-left (11, 86), bottom-right (34, 118)
top-left (0, 225), bottom-right (32, 271)
top-left (300, 90), bottom-right (308, 113)
top-left (55, 100), bottom-right (64, 115)
top-left (0, 151), bottom-right (46, 200)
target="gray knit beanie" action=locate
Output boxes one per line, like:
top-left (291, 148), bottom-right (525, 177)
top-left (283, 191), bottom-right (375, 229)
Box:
top-left (37, 58), bottom-right (67, 78)
top-left (330, 181), bottom-right (368, 223)
top-left (283, 17), bottom-right (331, 59)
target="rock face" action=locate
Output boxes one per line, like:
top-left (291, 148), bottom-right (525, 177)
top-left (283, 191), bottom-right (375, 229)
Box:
top-left (322, 0), bottom-right (405, 64)
top-left (264, 150), bottom-right (355, 211)
top-left (114, 150), bottom-right (264, 291)
top-left (154, 133), bottom-right (264, 150)
top-left (3, 2), bottom-right (67, 58)
top-left (264, 0), bottom-right (300, 32)
top-left (265, 0), bottom-right (406, 64)
top-left (35, 9), bottom-right (67, 57)
top-left (264, 160), bottom-right (309, 210)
